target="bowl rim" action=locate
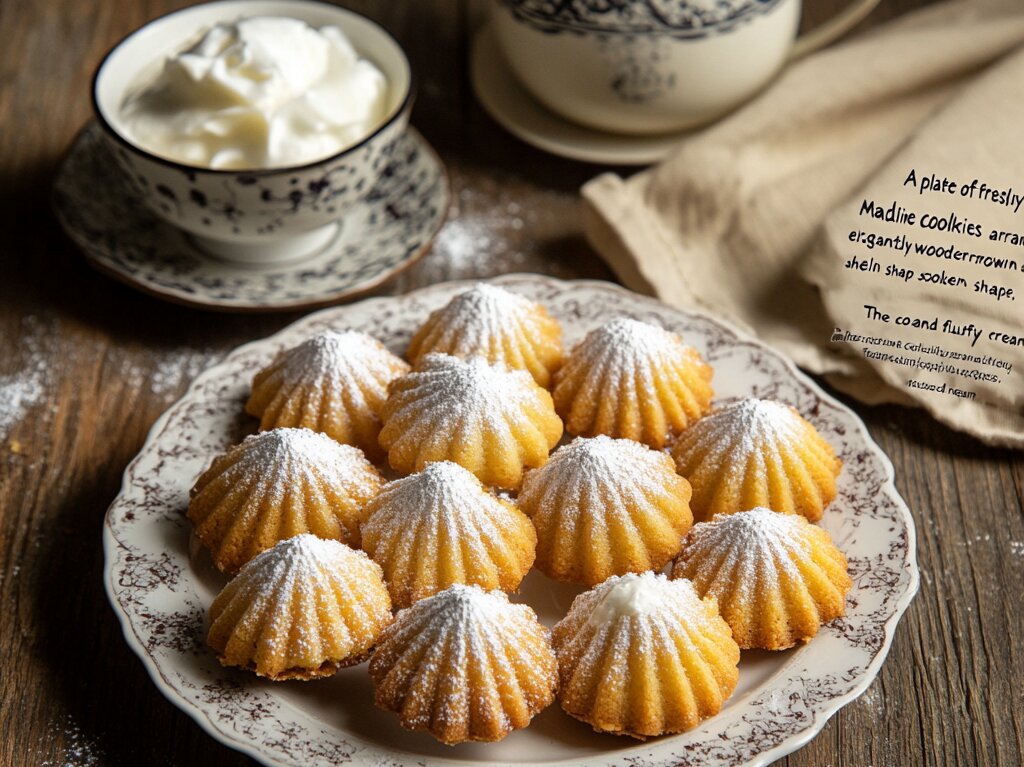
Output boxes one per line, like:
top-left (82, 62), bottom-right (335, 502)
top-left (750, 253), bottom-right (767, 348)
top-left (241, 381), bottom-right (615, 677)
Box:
top-left (91, 0), bottom-right (415, 177)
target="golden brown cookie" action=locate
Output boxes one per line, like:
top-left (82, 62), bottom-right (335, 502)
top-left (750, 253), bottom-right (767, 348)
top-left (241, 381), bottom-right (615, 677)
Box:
top-left (407, 283), bottom-right (563, 387)
top-left (368, 584), bottom-right (558, 744)
top-left (517, 436), bottom-right (693, 585)
top-left (360, 461), bottom-right (536, 608)
top-left (188, 428), bottom-right (384, 571)
top-left (671, 508), bottom-right (852, 650)
top-left (552, 572), bottom-right (740, 739)
top-left (553, 318), bottom-right (713, 448)
top-left (671, 398), bottom-right (842, 523)
top-left (246, 330), bottom-right (408, 461)
top-left (208, 534), bottom-right (392, 680)
top-left (378, 353), bottom-right (563, 489)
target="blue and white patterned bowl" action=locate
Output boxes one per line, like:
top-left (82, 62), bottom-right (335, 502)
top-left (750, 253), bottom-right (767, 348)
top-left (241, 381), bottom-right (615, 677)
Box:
top-left (93, 0), bottom-right (413, 264)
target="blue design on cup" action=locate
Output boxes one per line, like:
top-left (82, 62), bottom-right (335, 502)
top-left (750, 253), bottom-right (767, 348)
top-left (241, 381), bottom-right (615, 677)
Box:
top-left (501, 0), bottom-right (784, 39)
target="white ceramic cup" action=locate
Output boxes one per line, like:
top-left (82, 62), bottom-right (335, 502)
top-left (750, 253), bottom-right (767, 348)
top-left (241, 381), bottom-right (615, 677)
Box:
top-left (93, 0), bottom-right (412, 265)
top-left (493, 0), bottom-right (881, 135)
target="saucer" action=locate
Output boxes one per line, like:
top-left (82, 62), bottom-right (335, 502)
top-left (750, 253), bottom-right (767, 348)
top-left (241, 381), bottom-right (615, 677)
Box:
top-left (53, 123), bottom-right (450, 312)
top-left (471, 23), bottom-right (690, 166)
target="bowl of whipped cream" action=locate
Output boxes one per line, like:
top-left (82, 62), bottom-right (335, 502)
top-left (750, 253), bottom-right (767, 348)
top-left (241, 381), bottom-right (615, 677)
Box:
top-left (93, 0), bottom-right (412, 263)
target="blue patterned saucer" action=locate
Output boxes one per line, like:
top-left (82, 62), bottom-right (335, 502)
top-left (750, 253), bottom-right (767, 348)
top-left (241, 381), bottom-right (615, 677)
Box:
top-left (53, 123), bottom-right (449, 312)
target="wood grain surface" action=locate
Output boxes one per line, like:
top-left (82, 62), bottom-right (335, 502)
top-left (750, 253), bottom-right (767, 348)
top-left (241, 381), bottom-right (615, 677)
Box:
top-left (1, 0), bottom-right (1021, 765)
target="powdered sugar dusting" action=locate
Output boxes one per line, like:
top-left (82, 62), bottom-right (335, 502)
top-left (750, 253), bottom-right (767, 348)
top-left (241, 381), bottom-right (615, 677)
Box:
top-left (363, 461), bottom-right (524, 547)
top-left (379, 584), bottom-right (538, 678)
top-left (387, 354), bottom-right (538, 434)
top-left (678, 398), bottom-right (805, 466)
top-left (577, 318), bottom-right (686, 372)
top-left (521, 436), bottom-right (674, 523)
top-left (148, 352), bottom-right (217, 397)
top-left (371, 584), bottom-right (555, 737)
top-left (0, 315), bottom-right (50, 441)
top-left (557, 573), bottom-right (718, 666)
top-left (409, 284), bottom-right (562, 387)
top-left (0, 371), bottom-right (45, 440)
top-left (428, 284), bottom-right (536, 353)
top-left (555, 318), bottom-right (711, 446)
top-left (239, 534), bottom-right (377, 600)
top-left (200, 428), bottom-right (380, 509)
top-left (35, 714), bottom-right (104, 767)
top-left (361, 462), bottom-right (535, 605)
top-left (267, 330), bottom-right (404, 390)
top-left (397, 583), bottom-right (521, 630)
top-left (673, 508), bottom-right (808, 602)
top-left (216, 534), bottom-right (385, 662)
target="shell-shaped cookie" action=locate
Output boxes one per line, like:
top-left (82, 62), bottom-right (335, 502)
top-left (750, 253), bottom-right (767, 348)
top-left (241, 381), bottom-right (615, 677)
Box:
top-left (208, 534), bottom-right (392, 680)
top-left (361, 461), bottom-right (537, 608)
top-left (670, 398), bottom-right (842, 523)
top-left (552, 572), bottom-right (739, 739)
top-left (407, 283), bottom-right (564, 387)
top-left (552, 318), bottom-right (713, 448)
top-left (517, 436), bottom-right (693, 585)
top-left (368, 584), bottom-right (558, 744)
top-left (188, 428), bottom-right (385, 572)
top-left (245, 330), bottom-right (409, 460)
top-left (378, 353), bottom-right (563, 489)
top-left (671, 508), bottom-right (852, 650)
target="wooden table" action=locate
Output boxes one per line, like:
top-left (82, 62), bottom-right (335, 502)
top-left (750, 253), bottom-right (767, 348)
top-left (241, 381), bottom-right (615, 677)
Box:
top-left (2, 0), bottom-right (1021, 765)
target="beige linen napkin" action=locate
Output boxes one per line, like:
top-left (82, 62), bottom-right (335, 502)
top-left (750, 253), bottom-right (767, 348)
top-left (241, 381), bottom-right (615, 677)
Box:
top-left (582, 0), bottom-right (1024, 445)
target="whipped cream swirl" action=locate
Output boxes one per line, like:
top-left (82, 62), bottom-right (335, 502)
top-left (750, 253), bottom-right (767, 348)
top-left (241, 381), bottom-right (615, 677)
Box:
top-left (120, 16), bottom-right (389, 169)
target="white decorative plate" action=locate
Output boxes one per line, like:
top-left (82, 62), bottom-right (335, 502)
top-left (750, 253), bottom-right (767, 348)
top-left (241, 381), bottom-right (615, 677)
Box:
top-left (103, 275), bottom-right (918, 767)
top-left (471, 24), bottom-right (690, 166)
top-left (53, 123), bottom-right (449, 312)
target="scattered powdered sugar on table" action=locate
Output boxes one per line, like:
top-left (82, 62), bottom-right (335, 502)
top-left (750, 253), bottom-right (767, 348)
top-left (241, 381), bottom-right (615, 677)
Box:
top-left (36, 714), bottom-right (104, 767)
top-left (419, 184), bottom-right (573, 280)
top-left (0, 370), bottom-right (45, 439)
top-left (1, 318), bottom-right (219, 445)
top-left (110, 346), bottom-right (220, 399)
top-left (0, 315), bottom-right (51, 441)
top-left (149, 353), bottom-right (217, 397)
top-left (429, 191), bottom-right (528, 273)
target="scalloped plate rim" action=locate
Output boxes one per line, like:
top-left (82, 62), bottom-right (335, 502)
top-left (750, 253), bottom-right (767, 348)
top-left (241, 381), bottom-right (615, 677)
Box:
top-left (103, 274), bottom-right (919, 767)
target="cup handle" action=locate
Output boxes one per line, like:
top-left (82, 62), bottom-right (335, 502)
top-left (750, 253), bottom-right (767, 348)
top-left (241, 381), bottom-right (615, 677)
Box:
top-left (789, 0), bottom-right (882, 60)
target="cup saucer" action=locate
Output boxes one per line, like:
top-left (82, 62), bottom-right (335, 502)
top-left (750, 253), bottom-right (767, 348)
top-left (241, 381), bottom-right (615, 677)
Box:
top-left (53, 123), bottom-right (450, 312)
top-left (470, 23), bottom-right (691, 166)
